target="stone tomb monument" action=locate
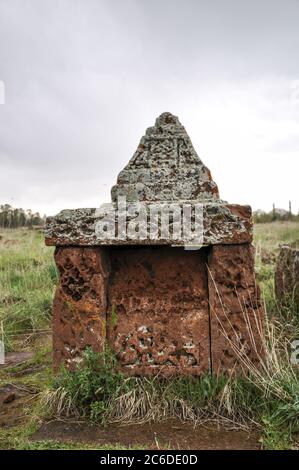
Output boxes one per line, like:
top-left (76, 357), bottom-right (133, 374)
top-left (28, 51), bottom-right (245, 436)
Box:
top-left (45, 113), bottom-right (264, 376)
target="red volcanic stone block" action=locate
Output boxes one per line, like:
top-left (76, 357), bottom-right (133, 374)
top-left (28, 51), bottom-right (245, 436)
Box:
top-left (52, 247), bottom-right (110, 371)
top-left (208, 244), bottom-right (265, 374)
top-left (107, 247), bottom-right (210, 377)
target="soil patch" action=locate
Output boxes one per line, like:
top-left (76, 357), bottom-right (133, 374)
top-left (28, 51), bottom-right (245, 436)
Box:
top-left (0, 351), bottom-right (34, 369)
top-left (32, 419), bottom-right (261, 450)
top-left (0, 383), bottom-right (37, 427)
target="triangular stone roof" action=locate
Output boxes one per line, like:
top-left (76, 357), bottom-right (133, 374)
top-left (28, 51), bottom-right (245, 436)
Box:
top-left (111, 112), bottom-right (219, 202)
top-left (45, 112), bottom-right (253, 247)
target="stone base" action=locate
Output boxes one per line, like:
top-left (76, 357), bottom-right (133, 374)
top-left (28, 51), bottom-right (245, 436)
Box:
top-left (107, 247), bottom-right (210, 376)
top-left (52, 247), bottom-right (110, 371)
top-left (52, 244), bottom-right (264, 375)
top-left (208, 244), bottom-right (264, 374)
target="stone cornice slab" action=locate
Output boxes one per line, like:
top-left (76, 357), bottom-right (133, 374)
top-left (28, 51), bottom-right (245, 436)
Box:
top-left (45, 202), bottom-right (252, 247)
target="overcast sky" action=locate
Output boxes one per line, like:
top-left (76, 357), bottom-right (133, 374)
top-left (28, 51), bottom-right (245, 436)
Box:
top-left (0, 0), bottom-right (299, 216)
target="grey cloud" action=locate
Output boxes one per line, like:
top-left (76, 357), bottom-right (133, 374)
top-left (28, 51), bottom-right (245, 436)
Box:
top-left (0, 0), bottom-right (299, 214)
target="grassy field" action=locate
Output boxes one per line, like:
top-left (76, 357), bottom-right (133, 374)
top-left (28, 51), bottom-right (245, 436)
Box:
top-left (0, 222), bottom-right (299, 450)
top-left (0, 229), bottom-right (56, 350)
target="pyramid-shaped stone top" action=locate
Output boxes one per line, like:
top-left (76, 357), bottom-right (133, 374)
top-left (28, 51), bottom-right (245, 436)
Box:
top-left (111, 112), bottom-right (219, 203)
top-left (45, 112), bottom-right (253, 247)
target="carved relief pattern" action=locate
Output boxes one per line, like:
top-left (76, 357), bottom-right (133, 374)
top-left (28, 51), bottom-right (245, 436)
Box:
top-left (208, 244), bottom-right (265, 373)
top-left (111, 112), bottom-right (220, 203)
top-left (107, 247), bottom-right (210, 377)
top-left (52, 247), bottom-right (110, 370)
top-left (52, 243), bottom-right (264, 377)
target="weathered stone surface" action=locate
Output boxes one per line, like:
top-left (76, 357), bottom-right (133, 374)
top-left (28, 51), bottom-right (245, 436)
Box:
top-left (52, 247), bottom-right (110, 371)
top-left (275, 245), bottom-right (299, 308)
top-left (107, 247), bottom-right (210, 376)
top-left (45, 113), bottom-right (253, 248)
top-left (45, 203), bottom-right (252, 247)
top-left (47, 111), bottom-right (263, 377)
top-left (208, 244), bottom-right (264, 374)
top-left (111, 112), bottom-right (219, 203)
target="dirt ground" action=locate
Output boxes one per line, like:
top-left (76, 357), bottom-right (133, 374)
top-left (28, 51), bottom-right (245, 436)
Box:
top-left (0, 351), bottom-right (261, 450)
top-left (0, 382), bottom-right (262, 450)
top-left (32, 419), bottom-right (261, 450)
top-left (0, 381), bottom-right (261, 450)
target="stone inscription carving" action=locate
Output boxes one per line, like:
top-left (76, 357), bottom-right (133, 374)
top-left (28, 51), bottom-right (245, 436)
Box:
top-left (107, 247), bottom-right (210, 376)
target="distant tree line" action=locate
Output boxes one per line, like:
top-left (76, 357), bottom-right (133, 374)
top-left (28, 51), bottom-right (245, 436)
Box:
top-left (0, 204), bottom-right (45, 228)
top-left (254, 202), bottom-right (299, 224)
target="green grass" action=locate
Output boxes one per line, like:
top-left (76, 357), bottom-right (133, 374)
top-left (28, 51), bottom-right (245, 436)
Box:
top-left (0, 427), bottom-right (136, 450)
top-left (46, 344), bottom-right (299, 450)
top-left (254, 222), bottom-right (299, 317)
top-left (254, 221), bottom-right (299, 252)
top-left (48, 347), bottom-right (128, 424)
top-left (0, 228), bottom-right (57, 350)
top-left (17, 441), bottom-right (138, 450)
